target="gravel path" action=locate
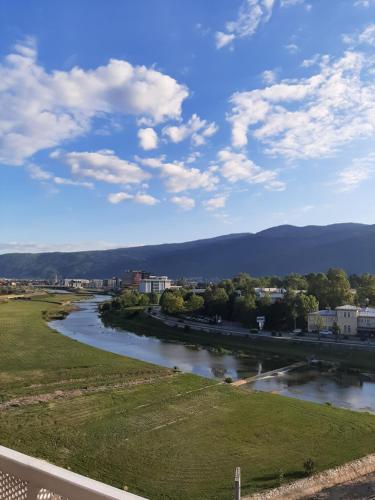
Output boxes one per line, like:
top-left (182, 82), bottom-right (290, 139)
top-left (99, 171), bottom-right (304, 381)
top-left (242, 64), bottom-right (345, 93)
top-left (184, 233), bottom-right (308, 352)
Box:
top-left (307, 472), bottom-right (375, 499)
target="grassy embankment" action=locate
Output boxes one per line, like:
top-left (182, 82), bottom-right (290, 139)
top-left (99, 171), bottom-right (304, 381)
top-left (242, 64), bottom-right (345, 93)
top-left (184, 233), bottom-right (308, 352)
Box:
top-left (104, 308), bottom-right (375, 372)
top-left (1, 296), bottom-right (375, 499)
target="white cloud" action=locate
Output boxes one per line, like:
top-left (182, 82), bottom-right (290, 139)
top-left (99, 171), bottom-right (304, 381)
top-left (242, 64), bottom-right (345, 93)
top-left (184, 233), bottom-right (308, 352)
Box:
top-left (262, 70), bottom-right (277, 84)
top-left (281, 0), bottom-right (305, 6)
top-left (170, 195), bottom-right (196, 211)
top-left (228, 51), bottom-right (375, 160)
top-left (138, 156), bottom-right (219, 193)
top-left (335, 153), bottom-right (375, 192)
top-left (137, 128), bottom-right (158, 150)
top-left (28, 164), bottom-right (93, 188)
top-left (108, 191), bottom-right (159, 205)
top-left (215, 32), bottom-right (236, 49)
top-left (52, 149), bottom-right (149, 185)
top-left (203, 195), bottom-right (227, 211)
top-left (354, 0), bottom-right (375, 6)
top-left (162, 114), bottom-right (218, 146)
top-left (217, 149), bottom-right (286, 190)
top-left (28, 164), bottom-right (52, 181)
top-left (0, 39), bottom-right (188, 165)
top-left (343, 24), bottom-right (375, 47)
top-left (284, 43), bottom-right (299, 54)
top-left (214, 0), bottom-right (308, 49)
top-left (0, 240), bottom-right (136, 254)
top-left (215, 0), bottom-right (276, 49)
top-left (53, 177), bottom-right (93, 188)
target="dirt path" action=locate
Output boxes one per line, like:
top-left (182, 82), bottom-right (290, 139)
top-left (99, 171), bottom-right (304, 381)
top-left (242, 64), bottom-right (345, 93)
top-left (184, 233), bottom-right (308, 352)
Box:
top-left (0, 374), bottom-right (177, 410)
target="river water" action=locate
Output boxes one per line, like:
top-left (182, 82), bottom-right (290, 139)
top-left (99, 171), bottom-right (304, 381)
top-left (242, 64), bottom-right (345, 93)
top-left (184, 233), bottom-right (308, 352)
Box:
top-left (49, 295), bottom-right (375, 413)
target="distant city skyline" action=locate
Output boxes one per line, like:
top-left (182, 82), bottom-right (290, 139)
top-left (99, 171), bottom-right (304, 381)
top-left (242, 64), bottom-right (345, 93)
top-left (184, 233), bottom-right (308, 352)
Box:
top-left (1, 0), bottom-right (375, 252)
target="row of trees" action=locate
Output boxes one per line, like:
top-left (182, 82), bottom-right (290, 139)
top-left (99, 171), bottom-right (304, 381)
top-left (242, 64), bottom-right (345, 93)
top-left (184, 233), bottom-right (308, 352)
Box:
top-left (106, 268), bottom-right (375, 331)
top-left (159, 284), bottom-right (319, 330)
top-left (160, 268), bottom-right (368, 330)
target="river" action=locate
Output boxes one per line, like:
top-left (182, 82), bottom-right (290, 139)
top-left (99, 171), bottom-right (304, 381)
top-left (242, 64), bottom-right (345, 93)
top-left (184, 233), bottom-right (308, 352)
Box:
top-left (49, 295), bottom-right (375, 413)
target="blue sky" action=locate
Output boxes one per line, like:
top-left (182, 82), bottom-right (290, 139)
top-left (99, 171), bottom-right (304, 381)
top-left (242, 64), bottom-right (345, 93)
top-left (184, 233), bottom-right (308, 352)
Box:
top-left (1, 0), bottom-right (375, 252)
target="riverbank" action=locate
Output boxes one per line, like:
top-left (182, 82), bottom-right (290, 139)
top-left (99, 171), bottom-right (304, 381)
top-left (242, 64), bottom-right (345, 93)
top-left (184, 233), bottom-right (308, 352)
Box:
top-left (102, 308), bottom-right (375, 371)
top-left (1, 296), bottom-right (375, 499)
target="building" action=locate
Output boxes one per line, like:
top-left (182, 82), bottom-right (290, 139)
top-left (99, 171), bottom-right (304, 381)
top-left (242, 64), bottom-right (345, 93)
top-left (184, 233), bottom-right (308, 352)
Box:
top-left (307, 309), bottom-right (337, 332)
top-left (254, 287), bottom-right (286, 304)
top-left (87, 279), bottom-right (104, 289)
top-left (103, 277), bottom-right (121, 290)
top-left (122, 270), bottom-right (150, 289)
top-left (63, 279), bottom-right (90, 289)
top-left (308, 305), bottom-right (375, 336)
top-left (139, 276), bottom-right (172, 294)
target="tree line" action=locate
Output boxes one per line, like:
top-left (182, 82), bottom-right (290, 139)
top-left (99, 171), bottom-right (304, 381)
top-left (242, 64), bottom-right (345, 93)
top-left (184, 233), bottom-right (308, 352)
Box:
top-left (104, 269), bottom-right (375, 331)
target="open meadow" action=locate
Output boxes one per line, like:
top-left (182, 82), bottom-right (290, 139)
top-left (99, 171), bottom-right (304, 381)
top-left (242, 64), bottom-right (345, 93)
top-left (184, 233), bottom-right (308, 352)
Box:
top-left (1, 295), bottom-right (375, 499)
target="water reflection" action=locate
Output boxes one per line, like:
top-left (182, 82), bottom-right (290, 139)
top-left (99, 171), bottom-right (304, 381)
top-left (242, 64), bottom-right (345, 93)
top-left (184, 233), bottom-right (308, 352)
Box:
top-left (49, 296), bottom-right (277, 380)
top-left (50, 295), bottom-right (375, 413)
top-left (251, 367), bottom-right (375, 413)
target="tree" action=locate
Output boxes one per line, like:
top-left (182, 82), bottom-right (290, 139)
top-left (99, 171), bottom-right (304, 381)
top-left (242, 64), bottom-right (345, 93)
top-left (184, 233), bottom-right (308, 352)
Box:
top-left (148, 292), bottom-right (160, 305)
top-left (160, 292), bottom-right (184, 315)
top-left (295, 294), bottom-right (319, 328)
top-left (204, 286), bottom-right (229, 317)
top-left (326, 268), bottom-right (353, 308)
top-left (185, 294), bottom-right (204, 312)
top-left (232, 294), bottom-right (256, 327)
top-left (138, 294), bottom-right (150, 306)
top-left (232, 273), bottom-right (260, 294)
top-left (120, 290), bottom-right (141, 308)
top-left (356, 274), bottom-right (375, 306)
top-left (218, 279), bottom-right (235, 295)
top-left (307, 273), bottom-right (329, 307)
top-left (332, 321), bottom-right (341, 342)
top-left (284, 273), bottom-right (308, 291)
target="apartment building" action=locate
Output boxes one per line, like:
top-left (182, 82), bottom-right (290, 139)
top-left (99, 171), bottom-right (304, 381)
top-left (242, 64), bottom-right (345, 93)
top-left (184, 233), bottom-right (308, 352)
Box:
top-left (122, 270), bottom-right (150, 289)
top-left (139, 276), bottom-right (172, 294)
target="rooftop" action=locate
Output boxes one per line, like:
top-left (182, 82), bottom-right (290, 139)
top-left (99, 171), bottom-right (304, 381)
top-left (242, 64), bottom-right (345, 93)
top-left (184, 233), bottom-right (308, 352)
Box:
top-left (336, 305), bottom-right (358, 310)
top-left (312, 310), bottom-right (337, 317)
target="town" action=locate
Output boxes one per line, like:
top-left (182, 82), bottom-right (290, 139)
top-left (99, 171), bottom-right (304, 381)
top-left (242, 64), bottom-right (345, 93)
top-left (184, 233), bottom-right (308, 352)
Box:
top-left (3, 268), bottom-right (375, 342)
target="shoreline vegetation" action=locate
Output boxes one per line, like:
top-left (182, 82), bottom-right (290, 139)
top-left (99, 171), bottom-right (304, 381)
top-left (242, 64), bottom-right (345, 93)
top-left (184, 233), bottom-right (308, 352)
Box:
top-left (1, 294), bottom-right (375, 499)
top-left (102, 307), bottom-right (375, 372)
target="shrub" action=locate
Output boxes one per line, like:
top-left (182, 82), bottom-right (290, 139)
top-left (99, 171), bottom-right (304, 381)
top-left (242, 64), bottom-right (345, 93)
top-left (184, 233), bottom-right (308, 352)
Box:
top-left (303, 458), bottom-right (315, 476)
top-left (224, 377), bottom-right (233, 384)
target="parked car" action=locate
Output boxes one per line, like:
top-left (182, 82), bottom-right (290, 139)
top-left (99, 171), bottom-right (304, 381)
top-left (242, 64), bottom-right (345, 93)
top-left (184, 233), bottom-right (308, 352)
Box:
top-left (292, 328), bottom-right (302, 334)
top-left (320, 329), bottom-right (332, 336)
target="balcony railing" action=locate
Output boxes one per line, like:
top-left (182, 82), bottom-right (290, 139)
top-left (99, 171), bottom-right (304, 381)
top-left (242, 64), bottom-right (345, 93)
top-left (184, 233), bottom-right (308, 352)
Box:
top-left (0, 445), bottom-right (147, 500)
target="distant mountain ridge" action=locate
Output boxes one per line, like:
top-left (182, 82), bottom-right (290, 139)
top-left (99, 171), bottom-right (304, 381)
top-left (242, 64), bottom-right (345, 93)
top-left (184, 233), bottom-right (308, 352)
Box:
top-left (1, 223), bottom-right (375, 279)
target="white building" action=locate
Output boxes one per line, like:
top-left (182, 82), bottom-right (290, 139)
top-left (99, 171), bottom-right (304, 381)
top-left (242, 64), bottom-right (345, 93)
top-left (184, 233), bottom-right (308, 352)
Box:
top-left (87, 279), bottom-right (104, 289)
top-left (63, 279), bottom-right (90, 289)
top-left (254, 288), bottom-right (286, 303)
top-left (139, 276), bottom-right (172, 294)
top-left (308, 305), bottom-right (375, 336)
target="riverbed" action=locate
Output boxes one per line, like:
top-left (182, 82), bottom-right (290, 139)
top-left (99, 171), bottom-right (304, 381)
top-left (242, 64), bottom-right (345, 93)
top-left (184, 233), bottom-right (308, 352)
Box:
top-left (49, 295), bottom-right (375, 413)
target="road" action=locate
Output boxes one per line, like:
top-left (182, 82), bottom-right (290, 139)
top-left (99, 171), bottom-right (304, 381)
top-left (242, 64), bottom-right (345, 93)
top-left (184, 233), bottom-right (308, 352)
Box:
top-left (148, 309), bottom-right (375, 351)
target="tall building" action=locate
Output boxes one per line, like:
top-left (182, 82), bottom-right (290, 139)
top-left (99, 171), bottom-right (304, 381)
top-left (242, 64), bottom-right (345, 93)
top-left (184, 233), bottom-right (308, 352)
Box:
top-left (122, 270), bottom-right (150, 289)
top-left (139, 276), bottom-right (172, 294)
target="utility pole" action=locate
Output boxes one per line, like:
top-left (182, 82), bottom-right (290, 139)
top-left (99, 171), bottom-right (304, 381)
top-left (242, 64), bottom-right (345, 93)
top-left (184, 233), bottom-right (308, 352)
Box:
top-left (234, 467), bottom-right (241, 500)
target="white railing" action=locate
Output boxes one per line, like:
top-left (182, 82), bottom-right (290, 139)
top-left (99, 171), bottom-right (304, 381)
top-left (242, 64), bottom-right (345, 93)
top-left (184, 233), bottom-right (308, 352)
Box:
top-left (0, 445), bottom-right (147, 500)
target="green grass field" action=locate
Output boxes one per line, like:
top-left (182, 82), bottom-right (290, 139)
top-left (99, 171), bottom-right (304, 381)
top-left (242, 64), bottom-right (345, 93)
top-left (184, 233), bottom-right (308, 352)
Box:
top-left (1, 296), bottom-right (375, 499)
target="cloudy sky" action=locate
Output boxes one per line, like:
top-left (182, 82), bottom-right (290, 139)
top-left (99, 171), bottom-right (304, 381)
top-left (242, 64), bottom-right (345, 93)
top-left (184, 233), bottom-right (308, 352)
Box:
top-left (1, 0), bottom-right (375, 253)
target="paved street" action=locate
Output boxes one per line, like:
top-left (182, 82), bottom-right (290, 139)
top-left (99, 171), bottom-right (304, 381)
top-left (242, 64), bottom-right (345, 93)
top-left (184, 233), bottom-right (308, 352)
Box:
top-left (149, 308), bottom-right (375, 351)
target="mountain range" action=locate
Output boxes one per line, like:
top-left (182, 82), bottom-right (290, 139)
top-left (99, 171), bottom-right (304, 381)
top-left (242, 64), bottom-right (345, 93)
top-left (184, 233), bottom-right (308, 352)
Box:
top-left (1, 223), bottom-right (375, 279)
